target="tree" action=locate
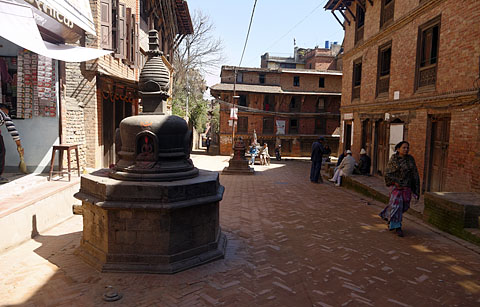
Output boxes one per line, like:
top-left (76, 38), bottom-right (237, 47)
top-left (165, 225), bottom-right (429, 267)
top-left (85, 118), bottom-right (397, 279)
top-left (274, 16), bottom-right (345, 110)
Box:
top-left (171, 10), bottom-right (224, 132)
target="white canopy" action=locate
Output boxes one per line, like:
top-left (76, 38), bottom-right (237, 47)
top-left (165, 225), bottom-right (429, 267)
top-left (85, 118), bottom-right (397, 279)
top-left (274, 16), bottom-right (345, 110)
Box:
top-left (0, 0), bottom-right (112, 62)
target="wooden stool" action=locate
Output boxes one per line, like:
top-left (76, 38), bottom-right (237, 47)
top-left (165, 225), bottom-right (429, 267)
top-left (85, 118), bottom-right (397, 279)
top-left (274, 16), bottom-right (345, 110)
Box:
top-left (48, 144), bottom-right (80, 181)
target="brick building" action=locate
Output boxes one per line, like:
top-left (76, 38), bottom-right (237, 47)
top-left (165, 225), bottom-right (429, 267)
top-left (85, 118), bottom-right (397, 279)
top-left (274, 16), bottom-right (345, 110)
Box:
top-left (325, 0), bottom-right (480, 193)
top-left (62, 0), bottom-right (193, 168)
top-left (210, 64), bottom-right (342, 156)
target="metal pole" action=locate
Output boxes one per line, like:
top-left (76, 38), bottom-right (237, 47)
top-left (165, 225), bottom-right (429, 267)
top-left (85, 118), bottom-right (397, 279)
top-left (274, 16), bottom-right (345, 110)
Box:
top-left (186, 46), bottom-right (190, 122)
top-left (232, 67), bottom-right (238, 151)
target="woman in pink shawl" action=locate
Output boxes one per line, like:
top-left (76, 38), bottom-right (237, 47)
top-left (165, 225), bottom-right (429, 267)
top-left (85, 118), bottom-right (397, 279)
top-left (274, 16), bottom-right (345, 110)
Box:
top-left (379, 141), bottom-right (420, 237)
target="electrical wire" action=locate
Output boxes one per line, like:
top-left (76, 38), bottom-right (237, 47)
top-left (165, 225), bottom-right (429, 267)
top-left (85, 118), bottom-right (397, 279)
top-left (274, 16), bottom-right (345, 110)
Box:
top-left (238, 0), bottom-right (258, 67)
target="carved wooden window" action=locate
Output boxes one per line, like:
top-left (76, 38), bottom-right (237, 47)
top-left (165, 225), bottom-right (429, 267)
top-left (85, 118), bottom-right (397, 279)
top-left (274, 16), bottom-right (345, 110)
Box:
top-left (263, 117), bottom-right (274, 134)
top-left (377, 42), bottom-right (392, 96)
top-left (380, 0), bottom-right (395, 28)
top-left (416, 16), bottom-right (441, 90)
top-left (355, 1), bottom-right (366, 44)
top-left (352, 58), bottom-right (362, 100)
top-left (237, 116), bottom-right (248, 133)
top-left (316, 98), bottom-right (325, 111)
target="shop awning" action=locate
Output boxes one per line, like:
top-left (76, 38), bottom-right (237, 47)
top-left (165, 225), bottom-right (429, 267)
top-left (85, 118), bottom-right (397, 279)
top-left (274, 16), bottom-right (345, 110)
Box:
top-left (0, 0), bottom-right (112, 62)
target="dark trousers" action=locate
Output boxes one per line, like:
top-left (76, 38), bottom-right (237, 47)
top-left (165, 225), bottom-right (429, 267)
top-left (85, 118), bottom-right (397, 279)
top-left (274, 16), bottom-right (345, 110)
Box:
top-left (310, 161), bottom-right (322, 183)
top-left (0, 134), bottom-right (5, 176)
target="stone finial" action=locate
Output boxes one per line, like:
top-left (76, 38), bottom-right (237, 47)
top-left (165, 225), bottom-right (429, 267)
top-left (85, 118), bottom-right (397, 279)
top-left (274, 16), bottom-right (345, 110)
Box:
top-left (138, 29), bottom-right (170, 113)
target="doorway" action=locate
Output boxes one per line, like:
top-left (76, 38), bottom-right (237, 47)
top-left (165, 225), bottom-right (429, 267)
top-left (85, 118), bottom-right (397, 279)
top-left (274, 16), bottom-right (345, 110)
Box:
top-left (344, 122), bottom-right (352, 150)
top-left (102, 93), bottom-right (133, 167)
top-left (427, 116), bottom-right (450, 192)
top-left (373, 120), bottom-right (388, 176)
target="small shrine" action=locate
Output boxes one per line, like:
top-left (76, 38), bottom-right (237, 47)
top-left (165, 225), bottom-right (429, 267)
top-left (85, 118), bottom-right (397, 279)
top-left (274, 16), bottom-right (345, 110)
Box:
top-left (222, 137), bottom-right (254, 175)
top-left (75, 30), bottom-right (226, 273)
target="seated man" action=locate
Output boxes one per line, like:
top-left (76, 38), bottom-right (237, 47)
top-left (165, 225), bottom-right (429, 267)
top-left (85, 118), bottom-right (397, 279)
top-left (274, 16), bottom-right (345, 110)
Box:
top-left (260, 143), bottom-right (270, 166)
top-left (356, 148), bottom-right (371, 175)
top-left (329, 150), bottom-right (355, 186)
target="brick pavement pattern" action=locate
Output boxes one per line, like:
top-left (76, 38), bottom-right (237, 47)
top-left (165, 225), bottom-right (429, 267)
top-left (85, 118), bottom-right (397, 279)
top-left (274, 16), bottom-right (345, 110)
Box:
top-left (1, 155), bottom-right (480, 306)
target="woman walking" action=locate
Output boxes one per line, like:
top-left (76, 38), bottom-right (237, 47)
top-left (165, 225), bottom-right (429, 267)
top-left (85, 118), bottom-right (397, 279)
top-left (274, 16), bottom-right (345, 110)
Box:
top-left (380, 141), bottom-right (420, 237)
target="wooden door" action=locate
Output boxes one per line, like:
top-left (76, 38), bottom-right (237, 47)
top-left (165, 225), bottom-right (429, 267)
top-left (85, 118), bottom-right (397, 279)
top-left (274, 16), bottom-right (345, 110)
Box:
top-left (428, 117), bottom-right (450, 192)
top-left (344, 122), bottom-right (352, 150)
top-left (374, 120), bottom-right (388, 176)
top-left (103, 95), bottom-right (114, 167)
top-left (361, 119), bottom-right (372, 155)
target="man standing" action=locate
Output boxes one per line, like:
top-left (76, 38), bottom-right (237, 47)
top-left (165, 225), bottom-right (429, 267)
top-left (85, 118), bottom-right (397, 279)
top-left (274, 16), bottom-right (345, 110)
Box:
top-left (205, 137), bottom-right (211, 153)
top-left (0, 104), bottom-right (24, 183)
top-left (310, 136), bottom-right (325, 183)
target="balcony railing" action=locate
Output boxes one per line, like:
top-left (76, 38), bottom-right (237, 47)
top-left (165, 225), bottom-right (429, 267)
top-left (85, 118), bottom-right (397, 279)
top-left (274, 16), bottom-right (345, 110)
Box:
top-left (352, 86), bottom-right (361, 99)
top-left (418, 64), bottom-right (436, 88)
top-left (377, 75), bottom-right (390, 95)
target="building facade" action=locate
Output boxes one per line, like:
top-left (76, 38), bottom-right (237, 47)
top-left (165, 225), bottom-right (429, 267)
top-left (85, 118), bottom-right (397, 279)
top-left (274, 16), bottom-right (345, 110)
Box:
top-left (210, 65), bottom-right (342, 156)
top-left (64, 0), bottom-right (193, 168)
top-left (326, 0), bottom-right (480, 193)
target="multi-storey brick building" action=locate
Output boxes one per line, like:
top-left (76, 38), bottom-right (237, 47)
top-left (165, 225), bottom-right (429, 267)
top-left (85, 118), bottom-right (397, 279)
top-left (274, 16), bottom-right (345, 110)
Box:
top-left (325, 0), bottom-right (480, 193)
top-left (64, 0), bottom-right (193, 168)
top-left (210, 64), bottom-right (342, 156)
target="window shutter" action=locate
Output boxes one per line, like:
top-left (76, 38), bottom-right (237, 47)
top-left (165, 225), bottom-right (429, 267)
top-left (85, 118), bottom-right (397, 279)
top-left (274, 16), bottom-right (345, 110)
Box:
top-left (134, 16), bottom-right (139, 68)
top-left (117, 3), bottom-right (126, 59)
top-left (125, 7), bottom-right (132, 63)
top-left (100, 0), bottom-right (112, 49)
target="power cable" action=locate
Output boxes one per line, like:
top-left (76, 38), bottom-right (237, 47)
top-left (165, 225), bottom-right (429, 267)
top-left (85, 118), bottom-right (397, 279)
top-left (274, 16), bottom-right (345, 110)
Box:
top-left (238, 0), bottom-right (258, 67)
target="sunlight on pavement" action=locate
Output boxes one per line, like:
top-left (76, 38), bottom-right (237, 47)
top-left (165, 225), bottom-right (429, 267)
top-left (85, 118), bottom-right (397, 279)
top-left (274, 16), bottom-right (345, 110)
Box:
top-left (360, 223), bottom-right (387, 231)
top-left (427, 255), bottom-right (457, 262)
top-left (458, 280), bottom-right (480, 294)
top-left (448, 265), bottom-right (474, 276)
top-left (410, 245), bottom-right (433, 253)
top-left (252, 163), bottom-right (286, 172)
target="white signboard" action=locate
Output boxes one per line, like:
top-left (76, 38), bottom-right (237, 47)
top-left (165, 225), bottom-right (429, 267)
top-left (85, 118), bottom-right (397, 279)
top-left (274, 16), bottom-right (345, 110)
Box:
top-left (230, 107), bottom-right (238, 120)
top-left (276, 120), bottom-right (285, 135)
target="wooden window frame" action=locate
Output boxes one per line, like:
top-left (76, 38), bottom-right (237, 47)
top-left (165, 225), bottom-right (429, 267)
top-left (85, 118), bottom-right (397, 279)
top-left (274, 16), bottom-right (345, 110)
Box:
top-left (259, 74), bottom-right (265, 84)
top-left (263, 117), bottom-right (274, 134)
top-left (376, 41), bottom-right (392, 97)
top-left (319, 77), bottom-right (325, 88)
top-left (315, 117), bottom-right (326, 134)
top-left (380, 0), bottom-right (395, 28)
top-left (415, 16), bottom-right (441, 91)
top-left (355, 1), bottom-right (366, 44)
top-left (316, 97), bottom-right (325, 112)
top-left (237, 116), bottom-right (248, 133)
top-left (100, 0), bottom-right (112, 49)
top-left (289, 97), bottom-right (300, 112)
top-left (289, 118), bottom-right (299, 134)
top-left (293, 76), bottom-right (300, 87)
top-left (238, 95), bottom-right (248, 107)
top-left (352, 58), bottom-right (362, 100)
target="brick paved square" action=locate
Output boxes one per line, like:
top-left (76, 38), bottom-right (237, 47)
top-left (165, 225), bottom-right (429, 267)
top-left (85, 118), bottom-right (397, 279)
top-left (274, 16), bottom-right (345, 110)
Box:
top-left (1, 155), bottom-right (480, 306)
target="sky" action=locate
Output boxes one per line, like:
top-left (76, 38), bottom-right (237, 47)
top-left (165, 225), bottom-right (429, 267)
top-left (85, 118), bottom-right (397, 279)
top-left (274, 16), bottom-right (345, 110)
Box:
top-left (187, 0), bottom-right (345, 87)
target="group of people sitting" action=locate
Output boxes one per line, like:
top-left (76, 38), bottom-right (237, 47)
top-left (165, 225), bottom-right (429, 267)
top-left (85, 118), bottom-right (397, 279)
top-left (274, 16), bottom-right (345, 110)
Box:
top-left (328, 148), bottom-right (371, 186)
top-left (249, 143), bottom-right (271, 166)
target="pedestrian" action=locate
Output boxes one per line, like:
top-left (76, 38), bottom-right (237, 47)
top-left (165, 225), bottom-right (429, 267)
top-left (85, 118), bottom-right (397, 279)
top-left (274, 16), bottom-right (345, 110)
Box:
top-left (0, 104), bottom-right (24, 183)
top-left (379, 141), bottom-right (420, 237)
top-left (329, 149), bottom-right (355, 186)
top-left (355, 148), bottom-right (371, 175)
top-left (310, 136), bottom-right (325, 183)
top-left (206, 137), bottom-right (211, 153)
top-left (249, 144), bottom-right (258, 165)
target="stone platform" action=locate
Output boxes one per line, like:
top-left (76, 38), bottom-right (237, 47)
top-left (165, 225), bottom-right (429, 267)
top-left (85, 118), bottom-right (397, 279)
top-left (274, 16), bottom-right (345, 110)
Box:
top-left (74, 169), bottom-right (226, 274)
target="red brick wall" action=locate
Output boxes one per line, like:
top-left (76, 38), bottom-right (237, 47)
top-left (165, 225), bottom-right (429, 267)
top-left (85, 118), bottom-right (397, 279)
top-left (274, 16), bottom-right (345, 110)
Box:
top-left (338, 0), bottom-right (480, 192)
